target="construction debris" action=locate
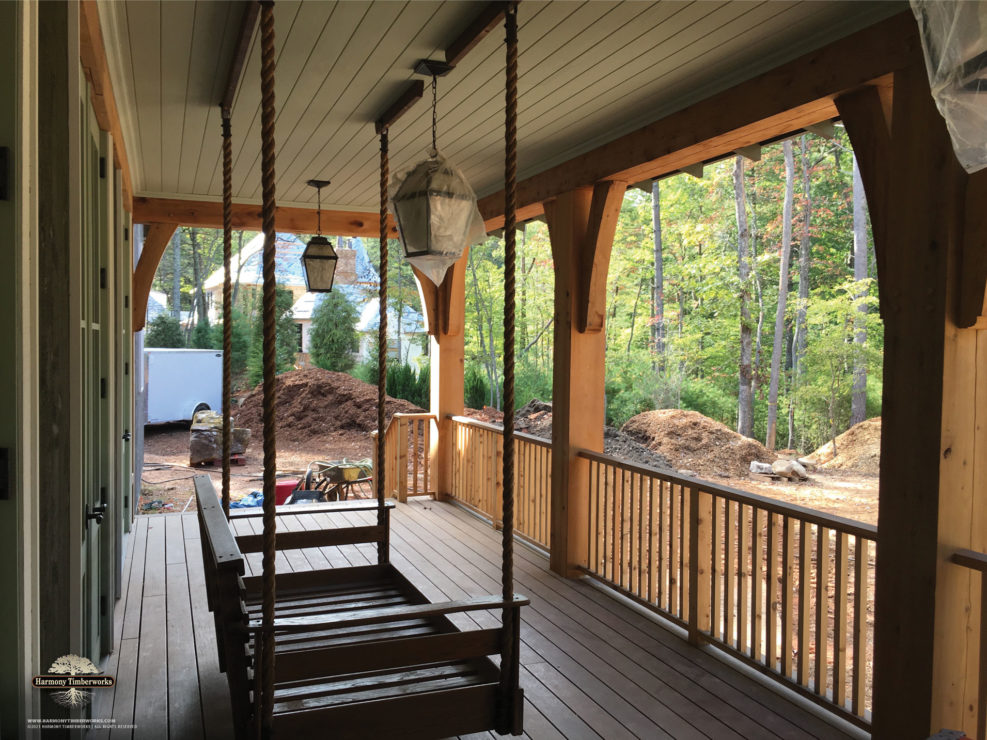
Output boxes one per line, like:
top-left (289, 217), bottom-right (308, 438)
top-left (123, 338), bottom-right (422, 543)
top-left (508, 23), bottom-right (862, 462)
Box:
top-left (805, 417), bottom-right (881, 475)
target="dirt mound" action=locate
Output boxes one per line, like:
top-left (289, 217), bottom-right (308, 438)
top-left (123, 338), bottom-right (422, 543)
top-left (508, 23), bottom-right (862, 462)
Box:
top-left (464, 400), bottom-right (673, 471)
top-left (621, 409), bottom-right (773, 478)
top-left (235, 368), bottom-right (424, 446)
top-left (806, 417), bottom-right (881, 475)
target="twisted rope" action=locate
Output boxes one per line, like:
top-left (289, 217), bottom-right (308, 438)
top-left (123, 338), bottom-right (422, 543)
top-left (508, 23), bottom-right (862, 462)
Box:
top-left (221, 113), bottom-right (232, 521)
top-left (258, 1), bottom-right (277, 734)
top-left (499, 1), bottom-right (519, 719)
top-left (377, 129), bottom-right (389, 556)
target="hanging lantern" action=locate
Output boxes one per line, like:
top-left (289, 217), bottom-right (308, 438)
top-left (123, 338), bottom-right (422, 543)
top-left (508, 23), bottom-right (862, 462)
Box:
top-left (391, 64), bottom-right (486, 286)
top-left (301, 179), bottom-right (338, 292)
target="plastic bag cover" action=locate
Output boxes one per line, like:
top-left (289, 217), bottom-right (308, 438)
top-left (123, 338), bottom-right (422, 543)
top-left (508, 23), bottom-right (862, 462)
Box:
top-left (390, 152), bottom-right (486, 285)
top-left (911, 0), bottom-right (987, 173)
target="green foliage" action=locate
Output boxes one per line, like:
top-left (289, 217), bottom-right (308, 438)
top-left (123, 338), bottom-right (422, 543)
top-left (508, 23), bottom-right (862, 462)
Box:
top-left (210, 309), bottom-right (251, 379)
top-left (385, 362), bottom-right (430, 409)
top-left (145, 313), bottom-right (184, 348)
top-left (310, 292), bottom-right (359, 372)
top-left (464, 363), bottom-right (490, 410)
top-left (190, 316), bottom-right (214, 349)
top-left (247, 286), bottom-right (298, 387)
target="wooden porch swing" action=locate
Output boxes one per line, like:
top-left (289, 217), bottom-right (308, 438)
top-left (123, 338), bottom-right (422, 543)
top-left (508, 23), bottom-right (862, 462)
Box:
top-left (193, 3), bottom-right (526, 738)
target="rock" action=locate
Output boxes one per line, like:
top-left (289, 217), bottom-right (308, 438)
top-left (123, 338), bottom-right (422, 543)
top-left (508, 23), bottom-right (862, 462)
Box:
top-left (232, 427), bottom-right (252, 455)
top-left (678, 469), bottom-right (697, 477)
top-left (796, 456), bottom-right (817, 471)
top-left (772, 459), bottom-right (808, 480)
top-left (750, 460), bottom-right (774, 476)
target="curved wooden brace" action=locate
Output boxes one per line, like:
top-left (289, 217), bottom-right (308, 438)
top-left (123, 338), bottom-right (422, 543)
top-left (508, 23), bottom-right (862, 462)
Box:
top-left (412, 251), bottom-right (468, 338)
top-left (132, 223), bottom-right (178, 331)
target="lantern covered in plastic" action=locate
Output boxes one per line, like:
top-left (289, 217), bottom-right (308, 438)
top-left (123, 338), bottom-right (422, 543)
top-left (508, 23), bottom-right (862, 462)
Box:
top-left (391, 152), bottom-right (486, 286)
top-left (301, 235), bottom-right (338, 292)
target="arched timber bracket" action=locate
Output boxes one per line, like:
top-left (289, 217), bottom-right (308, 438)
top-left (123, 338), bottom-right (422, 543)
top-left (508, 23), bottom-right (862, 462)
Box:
top-left (412, 251), bottom-right (467, 338)
top-left (835, 84), bottom-right (892, 317)
top-left (544, 181), bottom-right (627, 334)
top-left (837, 81), bottom-right (987, 328)
top-left (132, 223), bottom-right (178, 331)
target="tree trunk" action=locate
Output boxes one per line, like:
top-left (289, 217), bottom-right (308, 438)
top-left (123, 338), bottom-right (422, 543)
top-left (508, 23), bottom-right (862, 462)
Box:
top-left (788, 135), bottom-right (813, 449)
top-left (171, 230), bottom-right (181, 318)
top-left (651, 179), bottom-right (665, 372)
top-left (850, 154), bottom-right (869, 426)
top-left (626, 277), bottom-right (645, 355)
top-left (468, 249), bottom-right (496, 407)
top-left (766, 141), bottom-right (795, 449)
top-left (232, 231), bottom-right (245, 305)
top-left (749, 172), bottom-right (765, 401)
top-left (734, 156), bottom-right (754, 437)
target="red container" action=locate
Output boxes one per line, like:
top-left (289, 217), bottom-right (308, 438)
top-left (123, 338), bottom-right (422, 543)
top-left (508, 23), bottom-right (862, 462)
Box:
top-left (275, 479), bottom-right (299, 506)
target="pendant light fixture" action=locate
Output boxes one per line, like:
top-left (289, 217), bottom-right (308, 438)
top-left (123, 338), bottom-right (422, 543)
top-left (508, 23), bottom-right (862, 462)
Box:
top-left (390, 61), bottom-right (486, 286)
top-left (301, 178), bottom-right (338, 292)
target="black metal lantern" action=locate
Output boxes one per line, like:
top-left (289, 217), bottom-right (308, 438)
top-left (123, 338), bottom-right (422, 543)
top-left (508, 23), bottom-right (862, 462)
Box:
top-left (301, 179), bottom-right (338, 292)
top-left (391, 65), bottom-right (485, 286)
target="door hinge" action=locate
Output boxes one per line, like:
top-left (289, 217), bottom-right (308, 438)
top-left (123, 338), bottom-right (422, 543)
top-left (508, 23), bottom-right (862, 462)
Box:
top-left (125, 361), bottom-right (129, 376)
top-left (99, 156), bottom-right (106, 179)
top-left (100, 378), bottom-right (107, 399)
top-left (100, 594), bottom-right (107, 617)
top-left (123, 227), bottom-right (129, 242)
top-left (124, 295), bottom-right (129, 309)
top-left (100, 267), bottom-right (107, 289)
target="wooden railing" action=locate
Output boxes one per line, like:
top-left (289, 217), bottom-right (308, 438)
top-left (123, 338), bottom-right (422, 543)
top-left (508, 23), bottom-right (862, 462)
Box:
top-left (952, 549), bottom-right (987, 740)
top-left (448, 416), bottom-right (551, 550)
top-left (579, 450), bottom-right (877, 729)
top-left (371, 413), bottom-right (436, 501)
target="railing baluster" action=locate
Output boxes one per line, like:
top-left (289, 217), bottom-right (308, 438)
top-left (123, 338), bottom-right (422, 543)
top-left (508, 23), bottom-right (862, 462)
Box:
top-left (670, 483), bottom-right (679, 617)
top-left (752, 508), bottom-right (763, 662)
top-left (767, 511), bottom-right (778, 671)
top-left (798, 521), bottom-right (812, 687)
top-left (738, 503), bottom-right (749, 654)
top-left (648, 476), bottom-right (656, 605)
top-left (711, 495), bottom-right (721, 640)
top-left (638, 473), bottom-right (645, 599)
top-left (834, 531), bottom-right (849, 708)
top-left (725, 499), bottom-right (735, 647)
top-left (816, 526), bottom-right (830, 698)
top-left (852, 535), bottom-right (866, 715)
top-left (782, 516), bottom-right (794, 680)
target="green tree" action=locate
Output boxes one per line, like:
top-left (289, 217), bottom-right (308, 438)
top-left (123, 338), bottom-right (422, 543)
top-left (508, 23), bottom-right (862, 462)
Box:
top-left (310, 292), bottom-right (359, 372)
top-left (145, 313), bottom-right (184, 348)
top-left (247, 286), bottom-right (298, 387)
top-left (190, 316), bottom-right (214, 349)
top-left (210, 309), bottom-right (252, 379)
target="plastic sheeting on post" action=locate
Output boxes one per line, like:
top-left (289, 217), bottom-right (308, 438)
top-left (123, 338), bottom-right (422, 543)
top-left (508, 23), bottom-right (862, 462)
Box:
top-left (911, 0), bottom-right (987, 173)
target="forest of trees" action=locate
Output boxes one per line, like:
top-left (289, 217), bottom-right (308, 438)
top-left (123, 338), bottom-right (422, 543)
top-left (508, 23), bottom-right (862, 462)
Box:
top-left (459, 128), bottom-right (882, 454)
top-left (145, 128), bottom-right (881, 455)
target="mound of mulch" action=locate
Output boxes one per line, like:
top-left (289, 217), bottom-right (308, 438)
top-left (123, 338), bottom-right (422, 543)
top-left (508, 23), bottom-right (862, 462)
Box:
top-left (234, 368), bottom-right (424, 446)
top-left (464, 399), bottom-right (673, 472)
top-left (621, 409), bottom-right (773, 478)
top-left (806, 417), bottom-right (881, 475)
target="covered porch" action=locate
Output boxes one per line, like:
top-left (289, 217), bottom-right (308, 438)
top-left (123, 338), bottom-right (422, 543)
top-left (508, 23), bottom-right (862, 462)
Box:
top-left (90, 503), bottom-right (856, 740)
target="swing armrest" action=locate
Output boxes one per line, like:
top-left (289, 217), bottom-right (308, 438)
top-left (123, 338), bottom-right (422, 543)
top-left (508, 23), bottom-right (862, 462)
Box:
top-left (246, 594), bottom-right (529, 634)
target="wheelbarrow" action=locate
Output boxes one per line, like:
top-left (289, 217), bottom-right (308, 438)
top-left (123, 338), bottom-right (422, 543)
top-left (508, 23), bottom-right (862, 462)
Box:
top-left (286, 459), bottom-right (374, 503)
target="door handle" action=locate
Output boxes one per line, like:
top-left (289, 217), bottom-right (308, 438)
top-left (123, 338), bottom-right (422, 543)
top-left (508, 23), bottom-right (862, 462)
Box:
top-left (122, 430), bottom-right (131, 442)
top-left (86, 503), bottom-right (105, 526)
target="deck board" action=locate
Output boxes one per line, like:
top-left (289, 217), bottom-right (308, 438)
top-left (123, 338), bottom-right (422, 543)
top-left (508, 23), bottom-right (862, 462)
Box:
top-left (87, 501), bottom-right (858, 739)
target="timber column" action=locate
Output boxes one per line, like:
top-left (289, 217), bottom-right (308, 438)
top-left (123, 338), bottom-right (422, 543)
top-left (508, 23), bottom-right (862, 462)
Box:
top-left (416, 253), bottom-right (468, 500)
top-left (545, 183), bottom-right (626, 577)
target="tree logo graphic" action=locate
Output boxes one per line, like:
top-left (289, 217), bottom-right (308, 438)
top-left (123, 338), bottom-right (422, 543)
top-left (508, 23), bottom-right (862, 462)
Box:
top-left (32, 654), bottom-right (113, 708)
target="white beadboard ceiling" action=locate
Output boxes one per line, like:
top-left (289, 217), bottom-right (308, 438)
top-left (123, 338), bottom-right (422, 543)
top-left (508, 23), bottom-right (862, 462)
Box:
top-left (98, 0), bottom-right (905, 213)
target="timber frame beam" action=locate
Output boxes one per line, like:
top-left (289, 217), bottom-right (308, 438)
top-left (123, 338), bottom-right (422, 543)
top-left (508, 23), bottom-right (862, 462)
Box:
top-left (133, 196), bottom-right (398, 238)
top-left (79, 0), bottom-right (133, 211)
top-left (132, 223), bottom-right (178, 331)
top-left (413, 256), bottom-right (466, 338)
top-left (477, 11), bottom-right (919, 226)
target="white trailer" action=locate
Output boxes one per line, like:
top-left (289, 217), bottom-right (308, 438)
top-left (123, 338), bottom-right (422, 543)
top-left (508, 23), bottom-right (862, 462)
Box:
top-left (144, 348), bottom-right (223, 424)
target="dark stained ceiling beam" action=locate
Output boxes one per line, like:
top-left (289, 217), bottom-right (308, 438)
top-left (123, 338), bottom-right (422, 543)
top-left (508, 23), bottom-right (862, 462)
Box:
top-left (220, 1), bottom-right (260, 115)
top-left (375, 80), bottom-right (424, 134)
top-left (444, 2), bottom-right (509, 68)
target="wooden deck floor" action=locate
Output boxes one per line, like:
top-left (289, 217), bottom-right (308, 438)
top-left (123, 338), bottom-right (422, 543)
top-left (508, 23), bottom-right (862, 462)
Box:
top-left (87, 499), bottom-right (859, 739)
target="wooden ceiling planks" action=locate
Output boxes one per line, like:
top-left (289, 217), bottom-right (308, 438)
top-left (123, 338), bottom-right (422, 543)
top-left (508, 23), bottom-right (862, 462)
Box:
top-left (108, 0), bottom-right (906, 213)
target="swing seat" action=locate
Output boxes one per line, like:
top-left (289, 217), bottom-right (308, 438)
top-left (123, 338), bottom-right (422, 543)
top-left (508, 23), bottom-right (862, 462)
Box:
top-left (194, 475), bottom-right (527, 739)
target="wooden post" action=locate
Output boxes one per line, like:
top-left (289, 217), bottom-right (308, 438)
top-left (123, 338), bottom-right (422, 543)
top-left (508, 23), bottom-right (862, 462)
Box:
top-left (416, 253), bottom-right (467, 502)
top-left (840, 56), bottom-right (987, 737)
top-left (544, 182), bottom-right (626, 577)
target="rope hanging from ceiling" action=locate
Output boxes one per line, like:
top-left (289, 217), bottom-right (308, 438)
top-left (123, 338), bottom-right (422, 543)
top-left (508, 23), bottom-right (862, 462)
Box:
top-left (377, 128), bottom-right (390, 561)
top-left (499, 1), bottom-right (519, 724)
top-left (257, 0), bottom-right (278, 734)
top-left (221, 113), bottom-right (233, 521)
